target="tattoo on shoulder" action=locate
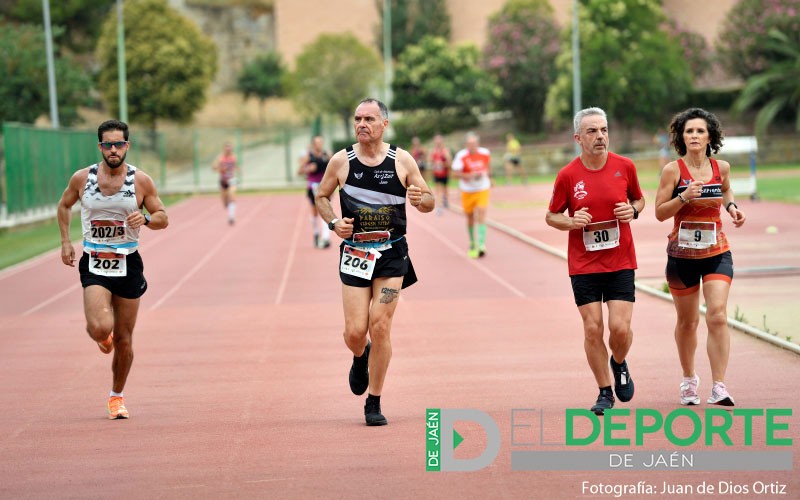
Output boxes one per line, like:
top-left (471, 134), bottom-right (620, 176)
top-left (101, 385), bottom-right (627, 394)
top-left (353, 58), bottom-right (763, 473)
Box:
top-left (380, 287), bottom-right (399, 304)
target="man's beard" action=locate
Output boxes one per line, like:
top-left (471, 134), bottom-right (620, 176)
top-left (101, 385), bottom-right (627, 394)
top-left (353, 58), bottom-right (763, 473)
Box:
top-left (104, 152), bottom-right (126, 169)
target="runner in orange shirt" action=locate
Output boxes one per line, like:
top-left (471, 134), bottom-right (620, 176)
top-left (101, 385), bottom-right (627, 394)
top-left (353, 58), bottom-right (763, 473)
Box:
top-left (452, 132), bottom-right (492, 258)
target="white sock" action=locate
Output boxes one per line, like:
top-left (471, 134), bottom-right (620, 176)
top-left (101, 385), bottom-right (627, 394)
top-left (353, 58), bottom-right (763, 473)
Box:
top-left (227, 202), bottom-right (236, 220)
top-left (321, 225), bottom-right (330, 242)
top-left (110, 391), bottom-right (123, 397)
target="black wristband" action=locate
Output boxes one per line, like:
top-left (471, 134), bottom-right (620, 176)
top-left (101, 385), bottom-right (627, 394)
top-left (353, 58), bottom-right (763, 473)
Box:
top-left (725, 201), bottom-right (738, 211)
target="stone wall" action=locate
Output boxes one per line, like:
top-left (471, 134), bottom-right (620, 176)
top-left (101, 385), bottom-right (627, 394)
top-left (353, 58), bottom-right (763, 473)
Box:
top-left (168, 0), bottom-right (276, 92)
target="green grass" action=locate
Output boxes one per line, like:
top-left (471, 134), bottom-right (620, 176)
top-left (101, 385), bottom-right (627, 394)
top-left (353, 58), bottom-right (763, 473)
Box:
top-left (754, 176), bottom-right (800, 203)
top-left (0, 216), bottom-right (82, 270)
top-left (0, 194), bottom-right (190, 271)
top-left (629, 163), bottom-right (800, 202)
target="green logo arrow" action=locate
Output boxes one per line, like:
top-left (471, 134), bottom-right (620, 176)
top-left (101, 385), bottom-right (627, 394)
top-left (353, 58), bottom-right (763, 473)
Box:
top-left (453, 429), bottom-right (464, 449)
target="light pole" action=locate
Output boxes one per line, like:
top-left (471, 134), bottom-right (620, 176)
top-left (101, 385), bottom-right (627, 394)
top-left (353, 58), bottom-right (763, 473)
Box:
top-left (117, 0), bottom-right (128, 122)
top-left (382, 0), bottom-right (393, 107)
top-left (42, 0), bottom-right (59, 128)
top-left (572, 0), bottom-right (582, 154)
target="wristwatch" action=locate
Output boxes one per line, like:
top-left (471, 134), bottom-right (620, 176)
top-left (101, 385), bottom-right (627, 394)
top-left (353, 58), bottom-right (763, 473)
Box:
top-left (328, 218), bottom-right (339, 230)
top-left (144, 214), bottom-right (151, 226)
top-left (632, 206), bottom-right (639, 220)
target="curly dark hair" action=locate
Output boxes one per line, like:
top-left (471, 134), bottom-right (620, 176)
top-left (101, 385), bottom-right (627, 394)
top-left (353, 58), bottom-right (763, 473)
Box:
top-left (97, 120), bottom-right (129, 142)
top-left (669, 108), bottom-right (723, 157)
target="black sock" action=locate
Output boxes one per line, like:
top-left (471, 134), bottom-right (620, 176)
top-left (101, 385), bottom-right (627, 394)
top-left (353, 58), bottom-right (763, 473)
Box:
top-left (600, 386), bottom-right (613, 394)
top-left (366, 393), bottom-right (380, 405)
top-left (354, 342), bottom-right (369, 361)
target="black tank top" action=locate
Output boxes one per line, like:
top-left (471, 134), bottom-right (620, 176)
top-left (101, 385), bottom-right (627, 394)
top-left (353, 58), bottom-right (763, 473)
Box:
top-left (340, 144), bottom-right (407, 236)
top-left (306, 150), bottom-right (329, 182)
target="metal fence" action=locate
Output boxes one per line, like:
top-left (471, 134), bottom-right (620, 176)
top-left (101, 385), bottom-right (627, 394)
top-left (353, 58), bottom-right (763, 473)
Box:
top-left (2, 123), bottom-right (97, 218)
top-left (1, 119), bottom-right (342, 226)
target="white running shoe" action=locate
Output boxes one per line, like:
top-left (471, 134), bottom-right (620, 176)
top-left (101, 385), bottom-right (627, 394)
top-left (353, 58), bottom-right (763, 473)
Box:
top-left (707, 381), bottom-right (735, 406)
top-left (680, 375), bottom-right (700, 405)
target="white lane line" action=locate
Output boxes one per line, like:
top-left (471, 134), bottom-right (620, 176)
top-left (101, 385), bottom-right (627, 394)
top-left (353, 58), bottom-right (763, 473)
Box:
top-left (0, 196), bottom-right (204, 282)
top-left (16, 200), bottom-right (221, 317)
top-left (21, 283), bottom-right (81, 317)
top-left (274, 198), bottom-right (305, 305)
top-left (137, 200), bottom-right (220, 252)
top-left (149, 199), bottom-right (267, 311)
top-left (413, 214), bottom-right (526, 298)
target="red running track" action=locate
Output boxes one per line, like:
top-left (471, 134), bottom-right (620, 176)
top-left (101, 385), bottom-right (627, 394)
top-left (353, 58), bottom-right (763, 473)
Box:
top-left (0, 191), bottom-right (798, 499)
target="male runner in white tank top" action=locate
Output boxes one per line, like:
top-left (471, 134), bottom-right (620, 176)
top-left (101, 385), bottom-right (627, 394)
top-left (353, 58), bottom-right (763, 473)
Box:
top-left (57, 120), bottom-right (168, 420)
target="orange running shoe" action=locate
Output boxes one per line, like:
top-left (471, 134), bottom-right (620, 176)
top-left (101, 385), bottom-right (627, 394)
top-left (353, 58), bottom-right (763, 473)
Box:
top-left (107, 396), bottom-right (129, 419)
top-left (97, 333), bottom-right (113, 354)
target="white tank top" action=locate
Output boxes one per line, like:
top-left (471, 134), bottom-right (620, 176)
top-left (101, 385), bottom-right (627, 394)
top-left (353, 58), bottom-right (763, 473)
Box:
top-left (81, 163), bottom-right (140, 254)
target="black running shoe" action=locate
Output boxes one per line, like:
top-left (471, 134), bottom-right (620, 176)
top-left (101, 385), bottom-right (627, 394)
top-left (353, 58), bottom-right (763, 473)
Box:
top-left (610, 356), bottom-right (634, 402)
top-left (591, 388), bottom-right (615, 415)
top-left (364, 398), bottom-right (387, 426)
top-left (348, 342), bottom-right (370, 395)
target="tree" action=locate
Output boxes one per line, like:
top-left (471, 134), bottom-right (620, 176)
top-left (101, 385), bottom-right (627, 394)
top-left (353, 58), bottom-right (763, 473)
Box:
top-left (392, 36), bottom-right (499, 114)
top-left (483, 0), bottom-right (560, 133)
top-left (1, 0), bottom-right (115, 52)
top-left (374, 0), bottom-right (451, 57)
top-left (662, 19), bottom-right (711, 83)
top-left (733, 29), bottom-right (800, 136)
top-left (237, 52), bottom-right (285, 124)
top-left (0, 20), bottom-right (93, 125)
top-left (95, 0), bottom-right (217, 129)
top-left (545, 0), bottom-right (692, 135)
top-left (717, 0), bottom-right (800, 80)
top-left (287, 33), bottom-right (382, 137)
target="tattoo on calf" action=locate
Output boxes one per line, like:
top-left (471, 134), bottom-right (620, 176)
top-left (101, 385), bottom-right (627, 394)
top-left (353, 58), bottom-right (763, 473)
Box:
top-left (380, 287), bottom-right (399, 304)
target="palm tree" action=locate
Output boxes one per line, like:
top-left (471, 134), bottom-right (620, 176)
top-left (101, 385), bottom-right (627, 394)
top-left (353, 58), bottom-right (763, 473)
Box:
top-left (733, 29), bottom-right (800, 137)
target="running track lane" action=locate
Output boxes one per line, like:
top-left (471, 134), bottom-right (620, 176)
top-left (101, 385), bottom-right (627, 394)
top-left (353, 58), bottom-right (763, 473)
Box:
top-left (0, 193), bottom-right (798, 499)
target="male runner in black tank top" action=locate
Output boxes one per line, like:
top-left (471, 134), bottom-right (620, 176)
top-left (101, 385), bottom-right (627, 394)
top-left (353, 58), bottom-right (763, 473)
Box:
top-left (315, 98), bottom-right (434, 426)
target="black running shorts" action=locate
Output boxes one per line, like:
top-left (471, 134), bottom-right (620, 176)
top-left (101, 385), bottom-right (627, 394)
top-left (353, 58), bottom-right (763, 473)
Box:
top-left (338, 238), bottom-right (417, 289)
top-left (666, 251), bottom-right (733, 295)
top-left (79, 251), bottom-right (148, 299)
top-left (570, 269), bottom-right (635, 307)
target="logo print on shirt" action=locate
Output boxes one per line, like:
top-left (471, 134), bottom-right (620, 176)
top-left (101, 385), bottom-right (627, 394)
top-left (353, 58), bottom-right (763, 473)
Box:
top-left (573, 180), bottom-right (588, 200)
top-left (354, 172), bottom-right (363, 180)
top-left (374, 170), bottom-right (395, 185)
top-left (614, 171), bottom-right (622, 177)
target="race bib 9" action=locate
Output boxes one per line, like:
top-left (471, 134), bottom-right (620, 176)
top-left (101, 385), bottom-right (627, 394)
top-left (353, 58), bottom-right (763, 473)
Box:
top-left (89, 251), bottom-right (127, 277)
top-left (583, 220), bottom-right (620, 251)
top-left (678, 221), bottom-right (717, 249)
